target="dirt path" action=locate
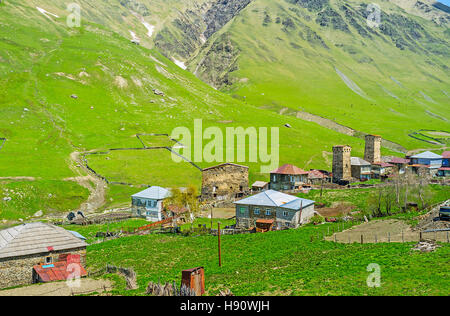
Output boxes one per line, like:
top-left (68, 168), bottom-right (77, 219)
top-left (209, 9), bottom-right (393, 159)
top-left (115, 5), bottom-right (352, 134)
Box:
top-left (0, 278), bottom-right (112, 296)
top-left (66, 151), bottom-right (107, 214)
top-left (0, 177), bottom-right (36, 181)
top-left (326, 219), bottom-right (450, 243)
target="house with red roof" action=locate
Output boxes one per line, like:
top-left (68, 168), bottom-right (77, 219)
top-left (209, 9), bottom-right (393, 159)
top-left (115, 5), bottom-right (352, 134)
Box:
top-left (442, 151), bottom-right (450, 167)
top-left (269, 164), bottom-right (309, 191)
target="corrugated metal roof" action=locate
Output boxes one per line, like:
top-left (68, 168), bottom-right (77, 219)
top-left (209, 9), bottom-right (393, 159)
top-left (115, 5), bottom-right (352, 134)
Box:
top-left (442, 151), bottom-right (450, 159)
top-left (351, 157), bottom-right (371, 166)
top-left (251, 181), bottom-right (268, 188)
top-left (33, 261), bottom-right (87, 282)
top-left (389, 157), bottom-right (410, 164)
top-left (410, 151), bottom-right (443, 159)
top-left (0, 222), bottom-right (87, 260)
top-left (270, 164), bottom-right (309, 175)
top-left (234, 190), bottom-right (314, 210)
top-left (132, 186), bottom-right (170, 200)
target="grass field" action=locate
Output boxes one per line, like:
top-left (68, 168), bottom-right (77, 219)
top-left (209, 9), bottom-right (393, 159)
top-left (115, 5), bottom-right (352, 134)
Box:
top-left (85, 221), bottom-right (449, 296)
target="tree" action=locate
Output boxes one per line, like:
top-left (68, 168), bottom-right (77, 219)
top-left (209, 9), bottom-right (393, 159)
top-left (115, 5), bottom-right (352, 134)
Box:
top-left (166, 185), bottom-right (200, 223)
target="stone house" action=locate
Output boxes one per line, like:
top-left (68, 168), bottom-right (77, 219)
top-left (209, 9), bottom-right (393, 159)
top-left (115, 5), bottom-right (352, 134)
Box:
top-left (269, 164), bottom-right (309, 191)
top-left (131, 186), bottom-right (171, 222)
top-left (0, 222), bottom-right (87, 289)
top-left (308, 170), bottom-right (331, 185)
top-left (351, 157), bottom-right (372, 180)
top-left (234, 190), bottom-right (315, 230)
top-left (201, 163), bottom-right (249, 201)
top-left (388, 157), bottom-right (410, 174)
top-left (371, 162), bottom-right (394, 179)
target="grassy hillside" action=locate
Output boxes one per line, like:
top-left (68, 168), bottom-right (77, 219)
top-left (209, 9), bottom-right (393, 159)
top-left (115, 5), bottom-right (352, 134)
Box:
top-left (0, 0), bottom-right (395, 219)
top-left (84, 221), bottom-right (449, 295)
top-left (189, 0), bottom-right (450, 149)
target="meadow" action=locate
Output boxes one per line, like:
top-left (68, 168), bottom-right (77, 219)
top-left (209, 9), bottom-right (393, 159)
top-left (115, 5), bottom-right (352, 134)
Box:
top-left (85, 220), bottom-right (449, 296)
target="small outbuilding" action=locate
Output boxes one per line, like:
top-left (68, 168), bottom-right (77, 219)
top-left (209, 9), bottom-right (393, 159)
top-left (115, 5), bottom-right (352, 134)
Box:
top-left (0, 222), bottom-right (87, 289)
top-left (251, 181), bottom-right (269, 193)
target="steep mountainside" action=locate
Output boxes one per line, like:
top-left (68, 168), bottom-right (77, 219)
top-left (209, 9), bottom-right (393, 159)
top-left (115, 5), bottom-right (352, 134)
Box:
top-left (0, 0), bottom-right (385, 220)
top-left (186, 0), bottom-right (450, 148)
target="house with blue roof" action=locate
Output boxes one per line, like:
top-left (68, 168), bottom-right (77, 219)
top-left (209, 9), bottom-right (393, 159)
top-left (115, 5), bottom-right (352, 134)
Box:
top-left (234, 190), bottom-right (315, 230)
top-left (409, 151), bottom-right (443, 175)
top-left (131, 186), bottom-right (171, 221)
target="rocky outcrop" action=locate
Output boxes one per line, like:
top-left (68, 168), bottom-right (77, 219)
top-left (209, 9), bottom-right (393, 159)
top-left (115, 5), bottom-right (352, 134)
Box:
top-left (203, 0), bottom-right (252, 39)
top-left (193, 33), bottom-right (240, 89)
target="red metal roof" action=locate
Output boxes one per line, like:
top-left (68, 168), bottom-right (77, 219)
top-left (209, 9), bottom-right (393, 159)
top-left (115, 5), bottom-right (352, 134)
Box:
top-left (270, 164), bottom-right (308, 175)
top-left (256, 219), bottom-right (275, 224)
top-left (439, 167), bottom-right (450, 171)
top-left (308, 170), bottom-right (326, 179)
top-left (33, 260), bottom-right (86, 282)
top-left (389, 157), bottom-right (410, 164)
top-left (442, 151), bottom-right (450, 159)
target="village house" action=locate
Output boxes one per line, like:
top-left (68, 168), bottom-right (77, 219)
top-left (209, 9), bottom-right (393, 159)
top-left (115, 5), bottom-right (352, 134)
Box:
top-left (251, 181), bottom-right (269, 193)
top-left (269, 164), bottom-right (309, 191)
top-left (388, 157), bottom-right (410, 174)
top-left (351, 157), bottom-right (372, 180)
top-left (131, 186), bottom-right (171, 221)
top-left (307, 170), bottom-right (331, 185)
top-left (371, 162), bottom-right (394, 179)
top-left (201, 163), bottom-right (249, 201)
top-left (408, 151), bottom-right (443, 176)
top-left (234, 190), bottom-right (315, 230)
top-left (0, 222), bottom-right (87, 289)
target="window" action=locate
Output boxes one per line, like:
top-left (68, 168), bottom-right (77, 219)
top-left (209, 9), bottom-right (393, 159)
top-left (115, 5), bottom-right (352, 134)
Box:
top-left (240, 207), bottom-right (246, 215)
top-left (45, 256), bottom-right (53, 264)
top-left (283, 211), bottom-right (289, 217)
top-left (266, 209), bottom-right (271, 216)
top-left (254, 208), bottom-right (260, 215)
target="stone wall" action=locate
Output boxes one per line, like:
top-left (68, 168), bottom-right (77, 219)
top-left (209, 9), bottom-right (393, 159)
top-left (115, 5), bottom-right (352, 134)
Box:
top-left (0, 248), bottom-right (86, 289)
top-left (332, 145), bottom-right (352, 182)
top-left (201, 163), bottom-right (249, 201)
top-left (364, 135), bottom-right (382, 163)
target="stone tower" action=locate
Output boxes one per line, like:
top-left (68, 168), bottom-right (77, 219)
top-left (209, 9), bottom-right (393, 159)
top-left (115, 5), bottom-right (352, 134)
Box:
top-left (332, 145), bottom-right (352, 182)
top-left (364, 134), bottom-right (382, 163)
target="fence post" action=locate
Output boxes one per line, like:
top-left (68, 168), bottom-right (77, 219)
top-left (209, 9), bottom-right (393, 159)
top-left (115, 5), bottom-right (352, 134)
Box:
top-left (388, 232), bottom-right (390, 243)
top-left (447, 232), bottom-right (449, 243)
top-left (361, 234), bottom-right (364, 244)
top-left (420, 232), bottom-right (423, 241)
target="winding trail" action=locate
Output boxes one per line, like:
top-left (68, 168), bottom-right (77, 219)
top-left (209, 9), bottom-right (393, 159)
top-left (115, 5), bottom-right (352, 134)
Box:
top-left (67, 151), bottom-right (107, 214)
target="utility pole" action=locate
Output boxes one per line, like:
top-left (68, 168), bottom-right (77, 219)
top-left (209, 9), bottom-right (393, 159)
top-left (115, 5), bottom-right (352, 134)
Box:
top-left (218, 222), bottom-right (222, 267)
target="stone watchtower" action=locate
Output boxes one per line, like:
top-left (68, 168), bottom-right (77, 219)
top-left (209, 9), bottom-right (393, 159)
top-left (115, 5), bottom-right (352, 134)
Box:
top-left (364, 134), bottom-right (382, 164)
top-left (332, 145), bottom-right (352, 182)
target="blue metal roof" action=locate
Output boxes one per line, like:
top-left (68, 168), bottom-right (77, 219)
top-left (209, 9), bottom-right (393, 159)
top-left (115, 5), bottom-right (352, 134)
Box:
top-left (410, 151), bottom-right (443, 159)
top-left (132, 186), bottom-right (170, 200)
top-left (69, 231), bottom-right (87, 241)
top-left (234, 190), bottom-right (314, 210)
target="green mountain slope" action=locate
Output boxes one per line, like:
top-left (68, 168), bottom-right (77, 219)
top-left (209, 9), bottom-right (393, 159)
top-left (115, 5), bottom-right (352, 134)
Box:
top-left (0, 0), bottom-right (391, 220)
top-left (187, 0), bottom-right (450, 148)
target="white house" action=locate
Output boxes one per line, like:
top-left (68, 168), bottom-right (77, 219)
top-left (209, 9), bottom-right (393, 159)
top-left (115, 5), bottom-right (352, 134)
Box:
top-left (131, 186), bottom-right (171, 222)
